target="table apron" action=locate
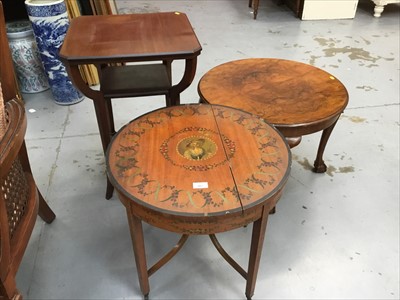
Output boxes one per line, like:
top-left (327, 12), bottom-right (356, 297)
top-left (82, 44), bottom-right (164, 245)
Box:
top-left (117, 191), bottom-right (283, 235)
top-left (276, 113), bottom-right (343, 137)
top-left (61, 55), bottom-right (199, 66)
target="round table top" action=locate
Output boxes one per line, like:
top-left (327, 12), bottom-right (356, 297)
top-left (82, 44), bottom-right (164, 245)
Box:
top-left (198, 58), bottom-right (349, 127)
top-left (107, 104), bottom-right (291, 217)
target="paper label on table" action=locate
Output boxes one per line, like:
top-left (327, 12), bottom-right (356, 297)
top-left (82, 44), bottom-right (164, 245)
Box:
top-left (193, 182), bottom-right (208, 189)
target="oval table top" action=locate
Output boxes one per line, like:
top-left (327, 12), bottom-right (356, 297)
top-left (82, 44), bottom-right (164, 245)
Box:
top-left (107, 104), bottom-right (291, 220)
top-left (198, 58), bottom-right (349, 128)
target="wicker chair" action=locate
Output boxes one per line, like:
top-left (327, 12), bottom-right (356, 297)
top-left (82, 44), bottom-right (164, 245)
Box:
top-left (0, 1), bottom-right (56, 298)
top-left (0, 98), bottom-right (56, 299)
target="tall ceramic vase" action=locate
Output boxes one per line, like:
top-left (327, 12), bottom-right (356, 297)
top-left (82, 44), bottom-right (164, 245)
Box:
top-left (25, 0), bottom-right (84, 105)
top-left (6, 20), bottom-right (49, 94)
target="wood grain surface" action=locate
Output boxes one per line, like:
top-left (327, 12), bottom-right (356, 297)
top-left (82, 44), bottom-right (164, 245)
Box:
top-left (59, 12), bottom-right (202, 63)
top-left (198, 58), bottom-right (348, 127)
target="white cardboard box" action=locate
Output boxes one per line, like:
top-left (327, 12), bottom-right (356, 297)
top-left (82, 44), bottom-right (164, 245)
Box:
top-left (301, 0), bottom-right (359, 20)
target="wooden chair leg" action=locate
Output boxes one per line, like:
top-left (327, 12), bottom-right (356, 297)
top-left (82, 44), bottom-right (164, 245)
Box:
top-left (18, 141), bottom-right (55, 223)
top-left (38, 189), bottom-right (55, 223)
top-left (0, 280), bottom-right (17, 300)
top-left (253, 0), bottom-right (260, 19)
top-left (13, 291), bottom-right (23, 300)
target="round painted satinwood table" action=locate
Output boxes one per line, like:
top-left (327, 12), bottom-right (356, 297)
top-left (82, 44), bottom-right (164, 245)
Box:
top-left (106, 104), bottom-right (291, 299)
top-left (198, 58), bottom-right (349, 173)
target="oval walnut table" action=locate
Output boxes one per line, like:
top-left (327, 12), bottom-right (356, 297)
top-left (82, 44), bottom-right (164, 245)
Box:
top-left (198, 58), bottom-right (349, 173)
top-left (106, 104), bottom-right (291, 299)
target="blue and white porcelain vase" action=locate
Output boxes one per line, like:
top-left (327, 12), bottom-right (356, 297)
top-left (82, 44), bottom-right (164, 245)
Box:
top-left (25, 0), bottom-right (84, 105)
top-left (6, 20), bottom-right (49, 94)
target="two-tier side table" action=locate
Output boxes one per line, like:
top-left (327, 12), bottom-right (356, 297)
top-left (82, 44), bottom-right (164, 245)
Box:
top-left (59, 12), bottom-right (202, 198)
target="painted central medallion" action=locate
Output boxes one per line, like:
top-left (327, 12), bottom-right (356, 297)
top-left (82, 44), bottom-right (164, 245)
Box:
top-left (159, 127), bottom-right (236, 171)
top-left (177, 136), bottom-right (217, 161)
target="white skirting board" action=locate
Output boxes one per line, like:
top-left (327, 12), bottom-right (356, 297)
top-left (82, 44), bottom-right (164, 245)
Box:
top-left (301, 0), bottom-right (359, 20)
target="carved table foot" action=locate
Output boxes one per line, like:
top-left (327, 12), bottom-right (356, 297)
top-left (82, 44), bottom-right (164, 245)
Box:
top-left (313, 160), bottom-right (327, 173)
top-left (312, 120), bottom-right (338, 173)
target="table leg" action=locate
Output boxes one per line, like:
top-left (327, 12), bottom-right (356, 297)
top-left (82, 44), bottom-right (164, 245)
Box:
top-left (170, 58), bottom-right (198, 106)
top-left (65, 64), bottom-right (114, 199)
top-left (91, 100), bottom-right (111, 155)
top-left (126, 207), bottom-right (150, 298)
top-left (64, 64), bottom-right (115, 198)
top-left (253, 0), bottom-right (260, 19)
top-left (374, 4), bottom-right (385, 17)
top-left (92, 99), bottom-right (115, 199)
top-left (313, 119), bottom-right (339, 173)
top-left (246, 205), bottom-right (270, 300)
top-left (163, 60), bottom-right (172, 84)
top-left (163, 60), bottom-right (173, 107)
top-left (103, 97), bottom-right (116, 199)
top-left (105, 97), bottom-right (116, 137)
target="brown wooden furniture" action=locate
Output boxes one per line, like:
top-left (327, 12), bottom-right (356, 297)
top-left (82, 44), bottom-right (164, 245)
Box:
top-left (248, 0), bottom-right (261, 19)
top-left (0, 98), bottom-right (56, 299)
top-left (106, 104), bottom-right (291, 299)
top-left (1, 4), bottom-right (55, 298)
top-left (59, 12), bottom-right (202, 199)
top-left (198, 58), bottom-right (349, 173)
top-left (0, 0), bottom-right (51, 219)
top-left (0, 1), bottom-right (19, 103)
top-left (249, 0), bottom-right (302, 19)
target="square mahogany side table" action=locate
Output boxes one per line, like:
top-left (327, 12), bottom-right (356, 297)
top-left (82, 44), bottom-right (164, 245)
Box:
top-left (59, 12), bottom-right (202, 198)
